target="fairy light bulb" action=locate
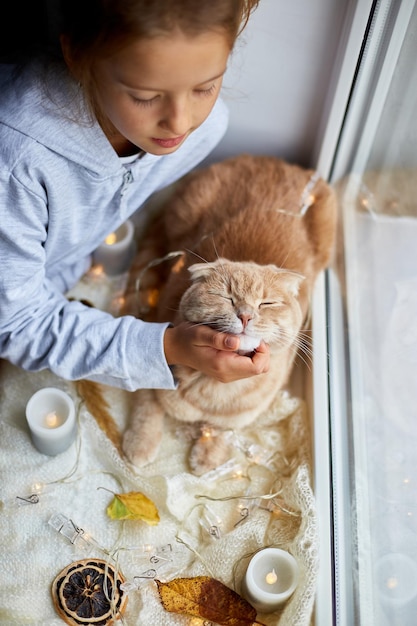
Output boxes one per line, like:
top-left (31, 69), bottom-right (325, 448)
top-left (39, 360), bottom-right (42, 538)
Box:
top-left (171, 256), bottom-right (185, 274)
top-left (146, 289), bottom-right (159, 307)
top-left (202, 427), bottom-right (213, 439)
top-left (265, 569), bottom-right (278, 585)
top-left (31, 482), bottom-right (45, 494)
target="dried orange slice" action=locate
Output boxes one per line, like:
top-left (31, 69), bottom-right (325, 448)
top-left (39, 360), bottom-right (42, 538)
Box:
top-left (51, 559), bottom-right (127, 625)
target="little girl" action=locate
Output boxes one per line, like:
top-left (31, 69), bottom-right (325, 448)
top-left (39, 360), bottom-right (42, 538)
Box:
top-left (0, 0), bottom-right (269, 391)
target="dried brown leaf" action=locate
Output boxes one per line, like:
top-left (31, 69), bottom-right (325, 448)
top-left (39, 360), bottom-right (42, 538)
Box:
top-left (76, 380), bottom-right (121, 452)
top-left (156, 576), bottom-right (264, 626)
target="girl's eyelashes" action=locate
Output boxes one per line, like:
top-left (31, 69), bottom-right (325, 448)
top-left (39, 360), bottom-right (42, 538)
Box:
top-left (129, 83), bottom-right (218, 106)
top-left (194, 83), bottom-right (217, 97)
top-left (130, 95), bottom-right (159, 107)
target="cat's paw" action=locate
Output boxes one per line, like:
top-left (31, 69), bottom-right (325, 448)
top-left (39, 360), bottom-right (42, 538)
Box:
top-left (122, 430), bottom-right (161, 468)
top-left (189, 430), bottom-right (231, 476)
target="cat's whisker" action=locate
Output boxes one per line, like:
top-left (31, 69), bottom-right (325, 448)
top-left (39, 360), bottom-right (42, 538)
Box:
top-left (297, 338), bottom-right (313, 356)
top-left (298, 328), bottom-right (312, 340)
top-left (188, 320), bottom-right (217, 330)
top-left (277, 250), bottom-right (291, 271)
top-left (272, 330), bottom-right (313, 368)
top-left (295, 343), bottom-right (313, 365)
top-left (297, 346), bottom-right (313, 368)
top-left (297, 345), bottom-right (313, 362)
top-left (293, 350), bottom-right (313, 372)
top-left (291, 337), bottom-right (314, 370)
top-left (210, 235), bottom-right (221, 262)
top-left (185, 248), bottom-right (211, 265)
top-left (266, 325), bottom-right (313, 362)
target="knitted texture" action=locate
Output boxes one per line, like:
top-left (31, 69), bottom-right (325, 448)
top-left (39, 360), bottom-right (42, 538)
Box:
top-left (0, 274), bottom-right (318, 626)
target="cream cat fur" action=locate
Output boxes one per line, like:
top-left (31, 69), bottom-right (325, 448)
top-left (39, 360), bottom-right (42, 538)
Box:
top-left (122, 154), bottom-right (337, 474)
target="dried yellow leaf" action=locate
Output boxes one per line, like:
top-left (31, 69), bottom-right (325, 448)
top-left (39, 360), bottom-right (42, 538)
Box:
top-left (106, 491), bottom-right (159, 525)
top-left (156, 576), bottom-right (264, 625)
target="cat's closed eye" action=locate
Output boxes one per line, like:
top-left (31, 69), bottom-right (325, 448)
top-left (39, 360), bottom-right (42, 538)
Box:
top-left (208, 290), bottom-right (234, 305)
top-left (259, 300), bottom-right (284, 308)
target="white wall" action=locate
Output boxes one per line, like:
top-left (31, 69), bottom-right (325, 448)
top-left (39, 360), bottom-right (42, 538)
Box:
top-left (209, 0), bottom-right (349, 167)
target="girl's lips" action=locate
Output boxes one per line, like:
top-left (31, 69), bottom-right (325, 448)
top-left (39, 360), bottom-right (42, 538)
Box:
top-left (151, 134), bottom-right (186, 148)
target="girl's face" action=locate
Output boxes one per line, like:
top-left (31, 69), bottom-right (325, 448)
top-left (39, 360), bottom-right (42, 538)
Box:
top-left (92, 31), bottom-right (230, 156)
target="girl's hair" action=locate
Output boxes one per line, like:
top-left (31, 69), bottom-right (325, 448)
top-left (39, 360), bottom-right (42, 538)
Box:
top-left (61, 0), bottom-right (260, 75)
top-left (1, 1), bottom-right (260, 66)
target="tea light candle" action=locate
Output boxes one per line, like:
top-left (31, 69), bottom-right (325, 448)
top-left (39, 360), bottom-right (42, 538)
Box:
top-left (93, 220), bottom-right (135, 276)
top-left (25, 388), bottom-right (77, 456)
top-left (242, 548), bottom-right (298, 613)
top-left (375, 552), bottom-right (417, 606)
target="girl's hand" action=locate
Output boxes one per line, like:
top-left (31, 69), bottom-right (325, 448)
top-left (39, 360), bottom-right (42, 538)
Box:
top-left (164, 322), bottom-right (270, 383)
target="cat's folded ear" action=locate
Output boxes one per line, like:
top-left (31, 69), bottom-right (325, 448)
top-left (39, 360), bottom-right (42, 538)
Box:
top-left (188, 260), bottom-right (226, 281)
top-left (188, 262), bottom-right (212, 281)
top-left (269, 266), bottom-right (305, 296)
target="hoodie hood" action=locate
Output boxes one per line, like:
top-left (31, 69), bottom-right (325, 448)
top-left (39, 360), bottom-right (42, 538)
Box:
top-left (0, 62), bottom-right (129, 175)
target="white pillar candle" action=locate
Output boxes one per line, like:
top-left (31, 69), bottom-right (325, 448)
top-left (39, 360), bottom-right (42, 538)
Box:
top-left (242, 548), bottom-right (298, 613)
top-left (93, 220), bottom-right (135, 276)
top-left (25, 388), bottom-right (77, 456)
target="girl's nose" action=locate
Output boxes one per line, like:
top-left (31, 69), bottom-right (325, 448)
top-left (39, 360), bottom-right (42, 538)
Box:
top-left (159, 96), bottom-right (191, 136)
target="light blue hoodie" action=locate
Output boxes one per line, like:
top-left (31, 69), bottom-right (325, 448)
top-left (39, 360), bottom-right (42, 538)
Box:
top-left (0, 63), bottom-right (228, 390)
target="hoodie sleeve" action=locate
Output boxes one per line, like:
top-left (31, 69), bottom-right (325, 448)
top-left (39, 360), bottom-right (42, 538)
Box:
top-left (0, 96), bottom-right (229, 390)
top-left (0, 171), bottom-right (176, 390)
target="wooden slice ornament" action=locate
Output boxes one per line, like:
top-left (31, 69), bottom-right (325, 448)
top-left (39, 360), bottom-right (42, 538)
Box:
top-left (51, 559), bottom-right (128, 625)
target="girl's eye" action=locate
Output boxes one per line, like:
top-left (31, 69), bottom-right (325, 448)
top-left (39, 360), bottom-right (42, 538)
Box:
top-left (194, 84), bottom-right (217, 97)
top-left (130, 95), bottom-right (159, 107)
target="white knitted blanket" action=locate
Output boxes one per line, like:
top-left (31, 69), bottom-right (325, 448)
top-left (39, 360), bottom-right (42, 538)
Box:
top-left (0, 272), bottom-right (318, 626)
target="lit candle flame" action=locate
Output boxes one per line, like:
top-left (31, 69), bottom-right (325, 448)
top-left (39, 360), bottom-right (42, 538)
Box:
top-left (105, 232), bottom-right (117, 245)
top-left (44, 411), bottom-right (62, 429)
top-left (265, 568), bottom-right (278, 585)
top-left (90, 264), bottom-right (104, 277)
top-left (386, 576), bottom-right (398, 590)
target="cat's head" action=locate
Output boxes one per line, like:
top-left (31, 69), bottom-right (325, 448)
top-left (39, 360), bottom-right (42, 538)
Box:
top-left (179, 258), bottom-right (305, 352)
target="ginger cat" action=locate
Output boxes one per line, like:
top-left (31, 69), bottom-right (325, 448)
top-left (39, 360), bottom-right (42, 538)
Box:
top-left (121, 154), bottom-right (337, 474)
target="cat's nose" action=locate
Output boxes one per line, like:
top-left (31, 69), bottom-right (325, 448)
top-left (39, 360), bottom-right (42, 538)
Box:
top-left (238, 312), bottom-right (253, 328)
